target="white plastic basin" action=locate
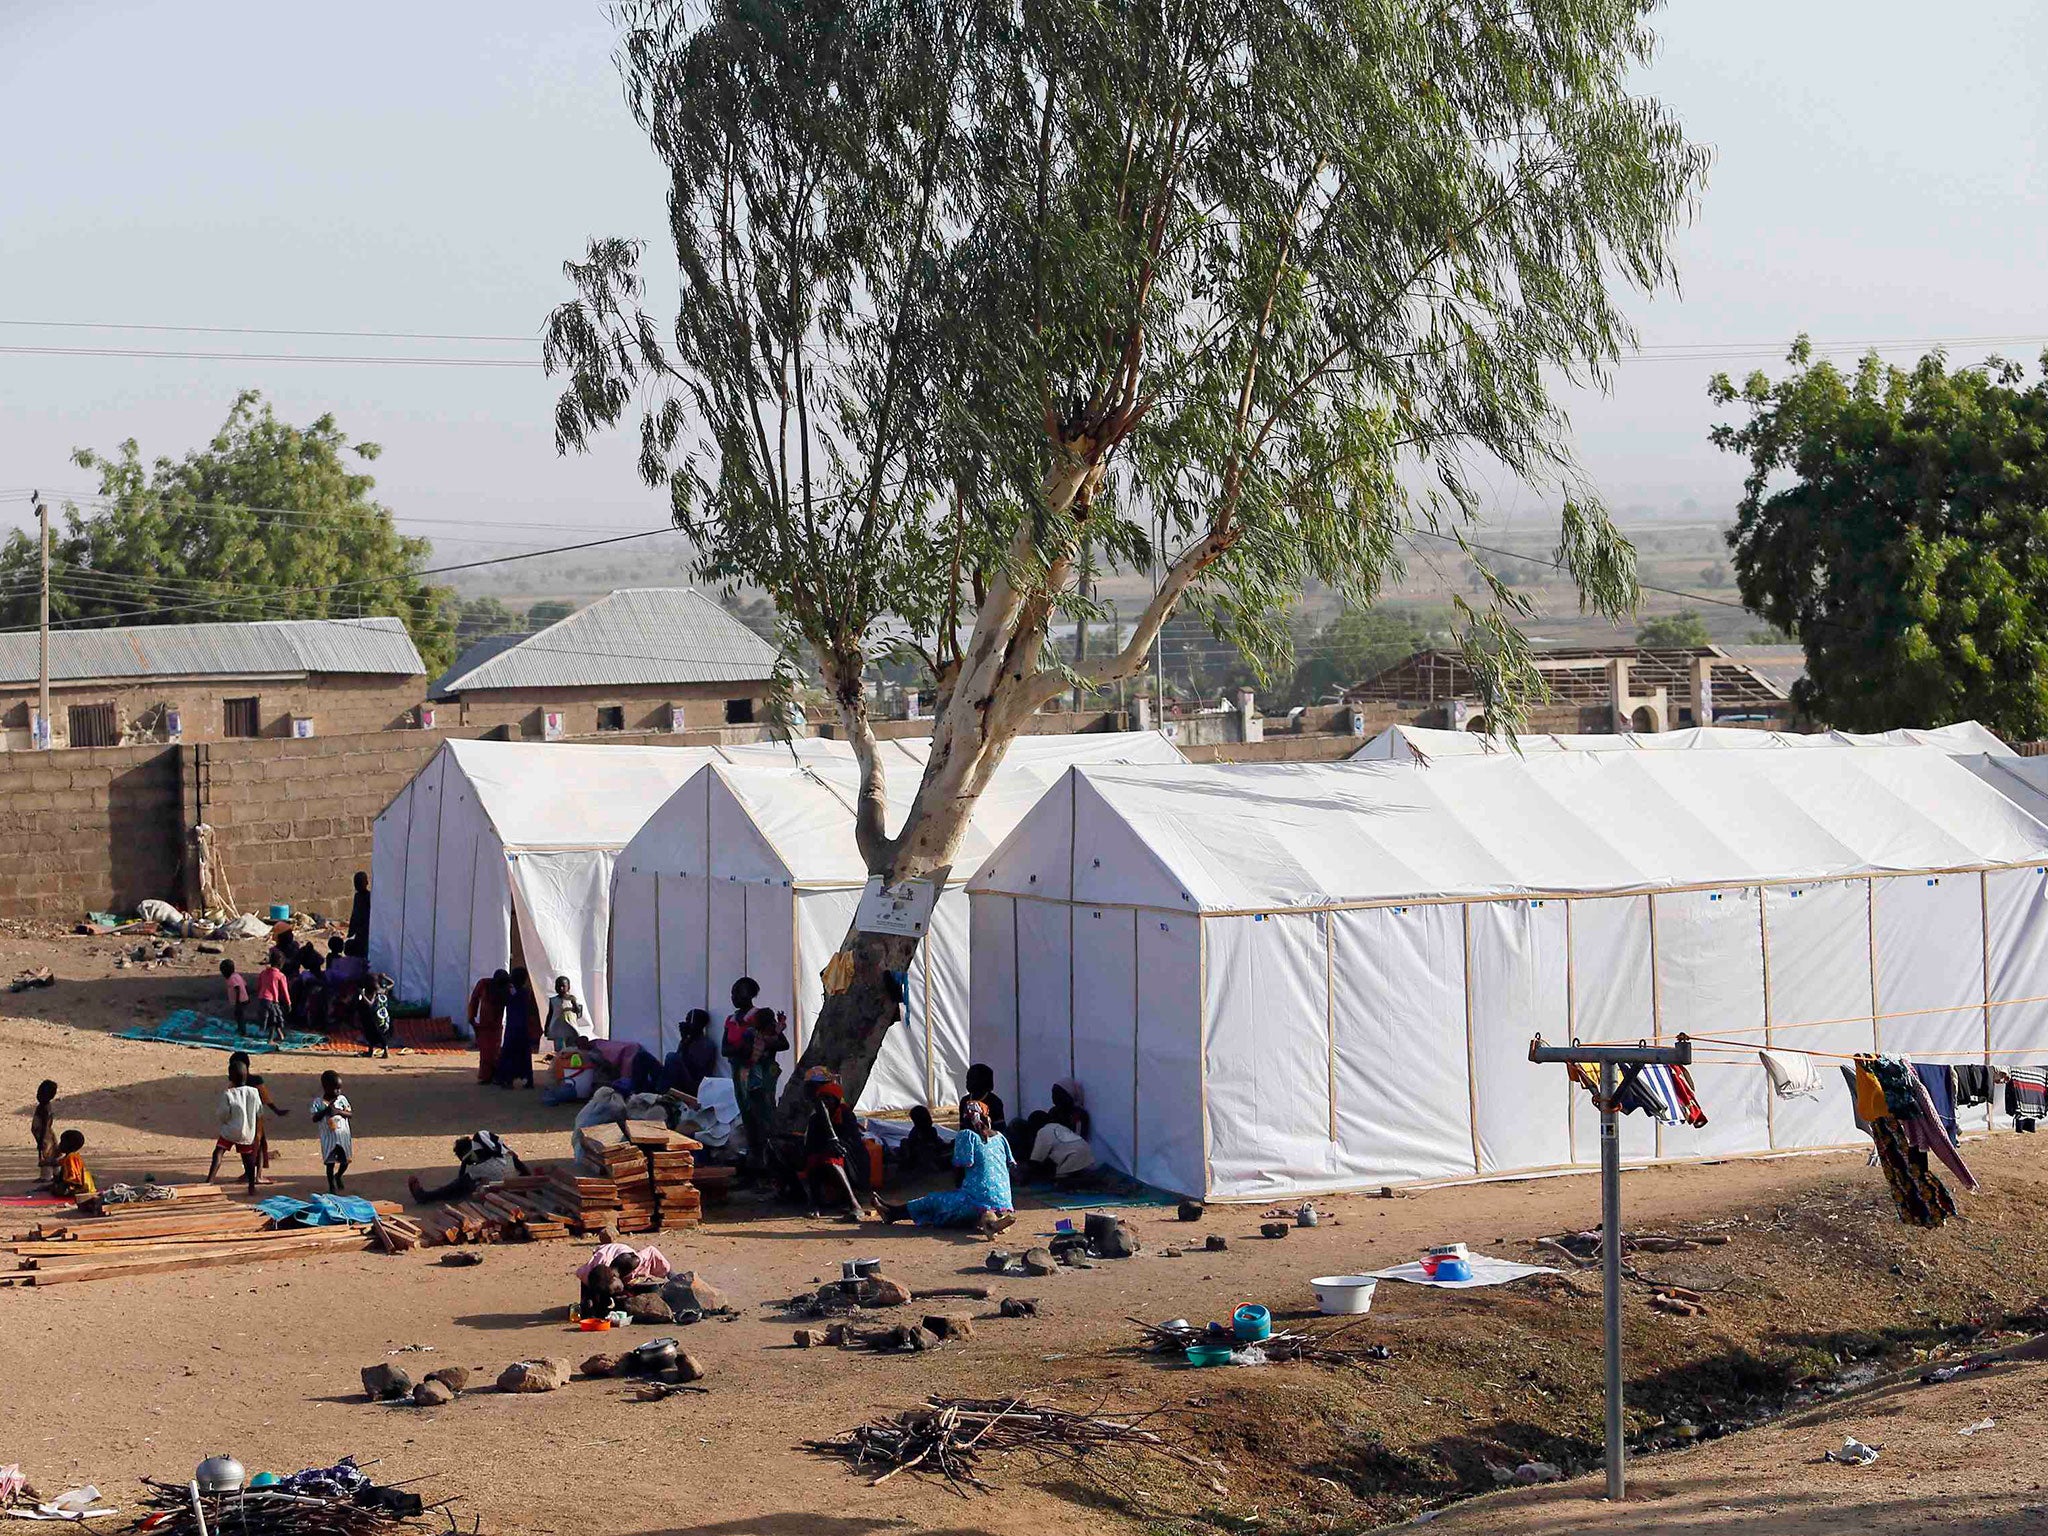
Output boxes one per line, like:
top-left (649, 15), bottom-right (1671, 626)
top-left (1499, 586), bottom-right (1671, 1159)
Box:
top-left (1310, 1275), bottom-right (1378, 1315)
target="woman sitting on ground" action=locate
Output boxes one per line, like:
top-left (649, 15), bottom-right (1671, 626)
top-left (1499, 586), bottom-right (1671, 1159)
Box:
top-left (875, 1100), bottom-right (1015, 1236)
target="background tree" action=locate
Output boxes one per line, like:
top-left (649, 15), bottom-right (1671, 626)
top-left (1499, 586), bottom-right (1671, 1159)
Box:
top-left (1635, 609), bottom-right (1712, 648)
top-left (451, 596), bottom-right (519, 645)
top-left (1286, 607), bottom-right (1442, 707)
top-left (524, 599), bottom-right (576, 629)
top-left (1713, 342), bottom-right (2048, 735)
top-left (0, 391), bottom-right (456, 673)
top-left (547, 0), bottom-right (1702, 1112)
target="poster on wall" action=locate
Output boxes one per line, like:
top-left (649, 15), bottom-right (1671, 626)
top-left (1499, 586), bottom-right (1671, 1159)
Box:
top-left (543, 710), bottom-right (565, 741)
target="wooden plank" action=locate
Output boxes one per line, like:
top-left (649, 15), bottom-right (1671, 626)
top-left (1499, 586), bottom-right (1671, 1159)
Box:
top-left (29, 1233), bottom-right (369, 1285)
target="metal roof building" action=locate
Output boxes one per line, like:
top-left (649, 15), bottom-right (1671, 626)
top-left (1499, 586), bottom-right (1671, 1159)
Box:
top-left (0, 615), bottom-right (424, 684)
top-left (429, 588), bottom-right (779, 699)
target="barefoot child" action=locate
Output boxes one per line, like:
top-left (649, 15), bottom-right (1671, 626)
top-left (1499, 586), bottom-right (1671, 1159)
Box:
top-left (31, 1079), bottom-right (59, 1188)
top-left (252, 949), bottom-right (291, 1045)
top-left (208, 1054), bottom-right (271, 1193)
top-left (220, 959), bottom-right (249, 1033)
top-left (309, 1070), bottom-right (353, 1193)
top-left (49, 1129), bottom-right (95, 1199)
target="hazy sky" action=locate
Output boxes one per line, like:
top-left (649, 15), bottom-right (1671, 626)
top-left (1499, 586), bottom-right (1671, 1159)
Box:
top-left (2, 1), bottom-right (2043, 551)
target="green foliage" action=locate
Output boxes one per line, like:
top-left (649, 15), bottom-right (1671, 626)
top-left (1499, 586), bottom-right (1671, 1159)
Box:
top-left (1711, 342), bottom-right (2048, 736)
top-left (548, 0), bottom-right (1697, 752)
top-left (524, 599), bottom-right (576, 629)
top-left (452, 596), bottom-right (518, 645)
top-left (0, 392), bottom-right (456, 673)
top-left (1286, 607), bottom-right (1444, 708)
top-left (1635, 609), bottom-right (1711, 648)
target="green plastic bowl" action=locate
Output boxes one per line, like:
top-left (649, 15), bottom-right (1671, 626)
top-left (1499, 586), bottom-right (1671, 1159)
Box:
top-left (1185, 1342), bottom-right (1234, 1368)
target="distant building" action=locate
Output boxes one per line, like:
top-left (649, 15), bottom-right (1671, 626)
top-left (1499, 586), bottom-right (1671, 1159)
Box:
top-left (1344, 644), bottom-right (1805, 733)
top-left (428, 588), bottom-right (779, 739)
top-left (0, 616), bottom-right (425, 749)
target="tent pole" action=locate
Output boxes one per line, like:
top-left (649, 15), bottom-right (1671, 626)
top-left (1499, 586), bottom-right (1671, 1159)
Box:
top-left (1758, 886), bottom-right (1775, 1150)
top-left (653, 875), bottom-right (665, 1058)
top-left (1463, 903), bottom-right (1480, 1175)
top-left (1981, 872), bottom-right (1993, 1135)
top-left (1011, 897), bottom-right (1022, 1107)
top-left (1131, 909), bottom-right (1141, 1179)
top-left (423, 768), bottom-right (449, 1018)
top-left (1324, 912), bottom-right (1338, 1142)
top-left (1198, 916), bottom-right (1213, 1200)
top-left (1647, 894), bottom-right (1663, 1161)
top-left (1868, 878), bottom-right (1882, 1053)
top-left (1565, 900), bottom-right (1577, 1159)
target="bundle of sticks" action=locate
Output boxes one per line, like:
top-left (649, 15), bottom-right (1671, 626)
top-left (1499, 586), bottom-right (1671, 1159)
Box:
top-left (806, 1396), bottom-right (1205, 1495)
top-left (131, 1481), bottom-right (460, 1536)
top-left (1129, 1314), bottom-right (1380, 1364)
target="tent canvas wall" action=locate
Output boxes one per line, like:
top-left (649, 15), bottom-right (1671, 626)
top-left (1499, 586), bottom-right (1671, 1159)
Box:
top-left (1354, 721), bottom-right (2011, 762)
top-left (608, 731), bottom-right (1186, 1112)
top-left (966, 750), bottom-right (2048, 1200)
top-left (370, 739), bottom-right (768, 1034)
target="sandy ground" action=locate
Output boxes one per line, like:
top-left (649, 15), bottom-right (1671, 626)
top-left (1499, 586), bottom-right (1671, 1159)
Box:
top-left (6, 932), bottom-right (2048, 1535)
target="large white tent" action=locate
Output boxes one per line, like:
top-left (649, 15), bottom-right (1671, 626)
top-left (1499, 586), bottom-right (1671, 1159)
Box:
top-left (370, 738), bottom-right (791, 1034)
top-left (608, 731), bottom-right (1186, 1111)
top-left (1353, 720), bottom-right (2011, 762)
top-left (966, 749), bottom-right (2048, 1200)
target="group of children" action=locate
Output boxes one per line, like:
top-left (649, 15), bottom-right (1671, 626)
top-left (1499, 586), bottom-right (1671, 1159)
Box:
top-left (220, 934), bottom-right (391, 1055)
top-left (28, 1057), bottom-right (352, 1204)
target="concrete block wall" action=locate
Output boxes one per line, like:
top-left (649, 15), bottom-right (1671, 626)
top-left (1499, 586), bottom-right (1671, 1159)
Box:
top-left (0, 742), bottom-right (184, 917)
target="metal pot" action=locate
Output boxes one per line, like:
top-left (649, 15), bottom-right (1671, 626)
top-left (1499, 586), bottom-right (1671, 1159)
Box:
top-left (841, 1257), bottom-right (882, 1282)
top-left (195, 1456), bottom-right (246, 1494)
top-left (628, 1337), bottom-right (679, 1376)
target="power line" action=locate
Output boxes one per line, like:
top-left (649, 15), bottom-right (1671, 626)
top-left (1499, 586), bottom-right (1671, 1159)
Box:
top-left (0, 319), bottom-right (535, 344)
top-left (0, 345), bottom-right (535, 368)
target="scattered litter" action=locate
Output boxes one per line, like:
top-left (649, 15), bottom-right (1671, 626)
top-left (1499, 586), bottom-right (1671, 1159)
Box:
top-left (1959, 1418), bottom-right (1997, 1436)
top-left (805, 1396), bottom-right (1211, 1493)
top-left (1824, 1436), bottom-right (1880, 1466)
top-left (1371, 1254), bottom-right (1558, 1290)
top-left (1133, 1315), bottom-right (1378, 1366)
top-left (9, 967), bottom-right (54, 993)
top-left (1512, 1461), bottom-right (1562, 1485)
top-left (132, 1457), bottom-right (438, 1534)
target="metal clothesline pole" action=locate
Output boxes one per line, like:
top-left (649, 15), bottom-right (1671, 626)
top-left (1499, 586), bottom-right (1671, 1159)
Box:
top-left (1528, 1033), bottom-right (1695, 1503)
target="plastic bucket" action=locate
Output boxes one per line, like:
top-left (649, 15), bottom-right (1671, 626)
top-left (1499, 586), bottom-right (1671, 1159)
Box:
top-left (1232, 1304), bottom-right (1272, 1342)
top-left (268, 903), bottom-right (292, 922)
top-left (1310, 1275), bottom-right (1379, 1315)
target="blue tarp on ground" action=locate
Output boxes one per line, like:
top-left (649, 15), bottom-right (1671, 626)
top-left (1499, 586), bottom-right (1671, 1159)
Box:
top-left (256, 1193), bottom-right (378, 1227)
top-left (115, 1009), bottom-right (325, 1054)
top-left (1036, 1172), bottom-right (1183, 1211)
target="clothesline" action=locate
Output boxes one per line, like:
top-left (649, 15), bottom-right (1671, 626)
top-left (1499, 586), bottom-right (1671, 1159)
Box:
top-left (1560, 1033), bottom-right (2048, 1063)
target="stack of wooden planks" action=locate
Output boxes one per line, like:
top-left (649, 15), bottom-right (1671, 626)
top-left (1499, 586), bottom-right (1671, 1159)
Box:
top-left (2, 1185), bottom-right (393, 1287)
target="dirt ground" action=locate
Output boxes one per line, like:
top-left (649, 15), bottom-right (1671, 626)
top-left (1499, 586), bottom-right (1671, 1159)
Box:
top-left (6, 931), bottom-right (2048, 1536)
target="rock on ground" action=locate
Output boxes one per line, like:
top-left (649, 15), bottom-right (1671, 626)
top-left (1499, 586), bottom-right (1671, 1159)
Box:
top-left (498, 1358), bottom-right (570, 1394)
top-left (361, 1363), bottom-right (412, 1401)
top-left (412, 1379), bottom-right (454, 1407)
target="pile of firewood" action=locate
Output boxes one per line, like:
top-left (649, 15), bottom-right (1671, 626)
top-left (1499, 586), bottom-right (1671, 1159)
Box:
top-left (806, 1396), bottom-right (1208, 1495)
top-left (1129, 1315), bottom-right (1383, 1364)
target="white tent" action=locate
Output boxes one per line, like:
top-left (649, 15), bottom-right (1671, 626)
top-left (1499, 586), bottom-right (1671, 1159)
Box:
top-left (1353, 721), bottom-right (2011, 762)
top-left (609, 731), bottom-right (1187, 1111)
top-left (370, 739), bottom-right (780, 1033)
top-left (966, 749), bottom-right (2048, 1200)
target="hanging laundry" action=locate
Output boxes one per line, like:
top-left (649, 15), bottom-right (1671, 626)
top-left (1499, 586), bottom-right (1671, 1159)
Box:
top-left (1953, 1063), bottom-right (1992, 1108)
top-left (1912, 1062), bottom-right (1961, 1145)
top-left (1760, 1049), bottom-right (1821, 1100)
top-left (1839, 1064), bottom-right (1875, 1135)
top-left (2006, 1067), bottom-right (2047, 1127)
top-left (1855, 1056), bottom-right (1976, 1229)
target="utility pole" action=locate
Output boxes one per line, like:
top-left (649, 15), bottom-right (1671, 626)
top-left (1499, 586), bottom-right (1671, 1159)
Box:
top-left (1527, 1033), bottom-right (1693, 1502)
top-left (35, 491), bottom-right (50, 750)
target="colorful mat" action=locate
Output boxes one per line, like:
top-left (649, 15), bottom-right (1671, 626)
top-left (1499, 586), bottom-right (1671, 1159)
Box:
top-left (116, 1009), bottom-right (470, 1056)
top-left (1034, 1173), bottom-right (1184, 1211)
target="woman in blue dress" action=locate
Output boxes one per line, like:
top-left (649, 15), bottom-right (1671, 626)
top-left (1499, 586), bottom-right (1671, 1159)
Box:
top-left (877, 1101), bottom-right (1016, 1235)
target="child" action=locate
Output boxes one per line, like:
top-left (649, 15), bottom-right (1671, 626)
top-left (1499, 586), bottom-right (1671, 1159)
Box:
top-left (252, 949), bottom-right (291, 1045)
top-left (220, 959), bottom-right (249, 1034)
top-left (897, 1104), bottom-right (947, 1177)
top-left (49, 1129), bottom-right (94, 1199)
top-left (310, 1069), bottom-right (353, 1193)
top-left (579, 1249), bottom-right (640, 1318)
top-left (544, 974), bottom-right (585, 1054)
top-left (801, 1071), bottom-right (867, 1221)
top-left (355, 971), bottom-right (394, 1058)
top-left (209, 1054), bottom-right (271, 1193)
top-left (31, 1079), bottom-right (60, 1188)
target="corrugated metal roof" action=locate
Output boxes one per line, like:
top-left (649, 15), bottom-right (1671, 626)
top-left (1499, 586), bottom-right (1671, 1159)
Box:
top-left (0, 615), bottom-right (424, 685)
top-left (432, 588), bottom-right (780, 695)
top-left (427, 633), bottom-right (527, 699)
